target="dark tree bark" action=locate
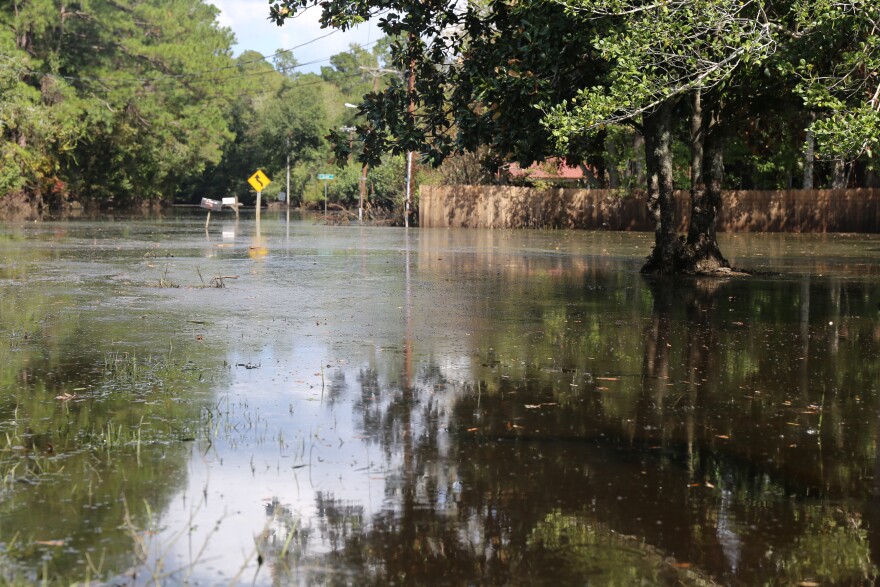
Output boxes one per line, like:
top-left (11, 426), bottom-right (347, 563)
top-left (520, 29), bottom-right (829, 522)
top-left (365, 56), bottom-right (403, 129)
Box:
top-left (681, 97), bottom-right (730, 274)
top-left (642, 95), bottom-right (734, 275)
top-left (682, 125), bottom-right (730, 273)
top-left (641, 102), bottom-right (683, 274)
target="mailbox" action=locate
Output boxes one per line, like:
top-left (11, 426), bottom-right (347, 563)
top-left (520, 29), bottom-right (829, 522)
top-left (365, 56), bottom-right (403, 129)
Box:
top-left (200, 198), bottom-right (223, 212)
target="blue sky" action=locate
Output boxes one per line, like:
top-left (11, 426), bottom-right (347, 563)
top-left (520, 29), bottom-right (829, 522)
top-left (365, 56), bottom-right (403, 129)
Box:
top-left (211, 0), bottom-right (383, 73)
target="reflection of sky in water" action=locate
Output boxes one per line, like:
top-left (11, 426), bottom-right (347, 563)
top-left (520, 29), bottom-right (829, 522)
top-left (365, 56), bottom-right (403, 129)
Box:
top-left (161, 336), bottom-right (469, 583)
top-left (151, 223), bottom-right (480, 582)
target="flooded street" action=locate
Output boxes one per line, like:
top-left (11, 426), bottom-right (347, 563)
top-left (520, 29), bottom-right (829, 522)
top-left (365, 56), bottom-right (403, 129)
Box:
top-left (2, 213), bottom-right (880, 585)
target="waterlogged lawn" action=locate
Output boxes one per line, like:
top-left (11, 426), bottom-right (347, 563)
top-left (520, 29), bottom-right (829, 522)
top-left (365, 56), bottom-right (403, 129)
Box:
top-left (1, 214), bottom-right (880, 585)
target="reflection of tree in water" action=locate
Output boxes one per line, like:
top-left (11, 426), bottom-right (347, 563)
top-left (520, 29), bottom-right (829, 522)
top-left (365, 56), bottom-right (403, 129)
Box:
top-left (325, 368), bottom-right (348, 406)
top-left (261, 275), bottom-right (880, 585)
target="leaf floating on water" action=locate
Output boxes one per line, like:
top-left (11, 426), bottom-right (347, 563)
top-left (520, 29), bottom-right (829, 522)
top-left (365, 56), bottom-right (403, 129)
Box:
top-left (35, 540), bottom-right (65, 547)
top-left (672, 562), bottom-right (692, 569)
top-left (466, 428), bottom-right (479, 433)
top-left (705, 482), bottom-right (715, 489)
top-left (715, 435), bottom-right (730, 439)
top-left (596, 377), bottom-right (619, 381)
top-left (796, 582), bottom-right (821, 587)
top-left (55, 393), bottom-right (77, 401)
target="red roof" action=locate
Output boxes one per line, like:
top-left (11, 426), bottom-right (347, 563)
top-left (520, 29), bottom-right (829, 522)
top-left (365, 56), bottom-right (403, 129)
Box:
top-left (506, 159), bottom-right (586, 179)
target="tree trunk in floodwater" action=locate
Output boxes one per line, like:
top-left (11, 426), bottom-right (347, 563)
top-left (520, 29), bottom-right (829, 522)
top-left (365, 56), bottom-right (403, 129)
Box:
top-left (642, 95), bottom-right (733, 276)
top-left (682, 109), bottom-right (730, 274)
top-left (641, 103), bottom-right (684, 274)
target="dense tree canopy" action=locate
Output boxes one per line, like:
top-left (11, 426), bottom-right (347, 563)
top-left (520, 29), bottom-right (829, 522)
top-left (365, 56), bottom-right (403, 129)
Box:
top-left (271, 0), bottom-right (880, 272)
top-left (4, 0), bottom-right (879, 239)
top-left (792, 0), bottom-right (880, 160)
top-left (1, 1), bottom-right (406, 214)
top-left (2, 0), bottom-right (239, 206)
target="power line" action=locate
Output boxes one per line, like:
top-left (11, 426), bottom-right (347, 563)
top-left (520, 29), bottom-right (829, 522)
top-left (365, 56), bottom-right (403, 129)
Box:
top-left (42, 28), bottom-right (345, 87)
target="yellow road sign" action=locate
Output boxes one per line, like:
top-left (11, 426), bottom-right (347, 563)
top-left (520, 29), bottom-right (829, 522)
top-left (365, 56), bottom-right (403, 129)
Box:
top-left (248, 169), bottom-right (271, 192)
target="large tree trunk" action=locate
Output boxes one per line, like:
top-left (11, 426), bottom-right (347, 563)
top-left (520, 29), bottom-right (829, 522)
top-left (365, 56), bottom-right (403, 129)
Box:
top-left (641, 103), bottom-right (683, 274)
top-left (683, 96), bottom-right (729, 272)
top-left (682, 125), bottom-right (730, 273)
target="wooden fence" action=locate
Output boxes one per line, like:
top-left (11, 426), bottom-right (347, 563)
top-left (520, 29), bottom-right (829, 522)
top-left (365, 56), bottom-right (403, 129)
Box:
top-left (419, 185), bottom-right (880, 232)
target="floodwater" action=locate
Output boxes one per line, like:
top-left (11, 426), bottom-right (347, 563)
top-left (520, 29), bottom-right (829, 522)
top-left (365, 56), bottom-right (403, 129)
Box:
top-left (1, 212), bottom-right (880, 586)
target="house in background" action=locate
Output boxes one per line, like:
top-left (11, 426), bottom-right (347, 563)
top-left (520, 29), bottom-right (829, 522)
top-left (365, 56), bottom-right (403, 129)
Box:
top-left (503, 158), bottom-right (601, 187)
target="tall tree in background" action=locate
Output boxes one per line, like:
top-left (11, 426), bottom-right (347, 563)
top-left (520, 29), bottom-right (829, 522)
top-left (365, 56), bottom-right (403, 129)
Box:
top-left (1, 0), bottom-right (239, 207)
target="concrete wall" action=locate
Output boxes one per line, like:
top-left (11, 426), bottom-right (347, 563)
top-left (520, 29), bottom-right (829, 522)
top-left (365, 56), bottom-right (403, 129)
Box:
top-left (419, 185), bottom-right (880, 232)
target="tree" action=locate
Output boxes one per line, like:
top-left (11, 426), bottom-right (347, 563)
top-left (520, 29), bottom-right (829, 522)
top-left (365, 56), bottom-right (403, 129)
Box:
top-left (791, 1), bottom-right (880, 186)
top-left (543, 0), bottom-right (777, 273)
top-left (0, 50), bottom-right (83, 206)
top-left (269, 0), bottom-right (777, 273)
top-left (1, 0), bottom-right (240, 207)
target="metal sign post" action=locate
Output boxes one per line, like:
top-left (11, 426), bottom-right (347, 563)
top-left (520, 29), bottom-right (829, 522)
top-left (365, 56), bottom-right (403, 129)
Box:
top-left (317, 174), bottom-right (335, 221)
top-left (247, 170), bottom-right (272, 224)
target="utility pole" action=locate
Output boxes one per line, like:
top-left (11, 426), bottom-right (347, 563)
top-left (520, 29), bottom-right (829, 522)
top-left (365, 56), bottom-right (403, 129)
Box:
top-left (286, 137), bottom-right (291, 218)
top-left (404, 44), bottom-right (416, 229)
top-left (340, 124), bottom-right (357, 220)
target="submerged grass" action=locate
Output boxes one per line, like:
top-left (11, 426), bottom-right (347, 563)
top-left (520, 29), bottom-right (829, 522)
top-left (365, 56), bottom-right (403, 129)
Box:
top-left (0, 343), bottom-right (232, 585)
top-left (154, 265), bottom-right (238, 289)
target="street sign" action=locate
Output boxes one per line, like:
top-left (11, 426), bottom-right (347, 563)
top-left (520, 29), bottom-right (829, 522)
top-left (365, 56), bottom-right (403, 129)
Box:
top-left (200, 198), bottom-right (223, 211)
top-left (317, 174), bottom-right (335, 180)
top-left (248, 169), bottom-right (271, 192)
top-left (221, 197), bottom-right (237, 206)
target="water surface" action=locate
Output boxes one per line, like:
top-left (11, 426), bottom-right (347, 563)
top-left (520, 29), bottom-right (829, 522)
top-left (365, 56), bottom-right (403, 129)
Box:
top-left (1, 213), bottom-right (880, 585)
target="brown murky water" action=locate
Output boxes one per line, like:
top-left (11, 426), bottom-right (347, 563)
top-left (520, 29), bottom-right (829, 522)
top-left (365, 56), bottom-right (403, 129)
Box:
top-left (1, 212), bottom-right (880, 585)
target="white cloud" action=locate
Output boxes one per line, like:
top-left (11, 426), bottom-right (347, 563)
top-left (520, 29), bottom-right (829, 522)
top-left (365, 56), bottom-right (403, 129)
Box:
top-left (210, 0), bottom-right (382, 73)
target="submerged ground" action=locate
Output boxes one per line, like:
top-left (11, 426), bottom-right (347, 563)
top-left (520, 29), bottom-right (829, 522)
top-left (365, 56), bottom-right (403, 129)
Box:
top-left (1, 212), bottom-right (879, 585)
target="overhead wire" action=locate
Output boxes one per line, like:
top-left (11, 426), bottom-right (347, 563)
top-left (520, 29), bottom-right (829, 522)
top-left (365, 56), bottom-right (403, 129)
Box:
top-left (34, 28), bottom-right (376, 89)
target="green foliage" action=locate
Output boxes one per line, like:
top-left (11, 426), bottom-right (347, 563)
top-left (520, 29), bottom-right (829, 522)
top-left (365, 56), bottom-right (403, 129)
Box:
top-left (543, 0), bottom-right (777, 149)
top-left (1, 0), bottom-right (240, 206)
top-left (793, 1), bottom-right (880, 159)
top-left (0, 50), bottom-right (83, 200)
top-left (272, 0), bottom-right (616, 173)
top-left (306, 155), bottom-right (405, 211)
top-left (1, 3), bottom-right (398, 209)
